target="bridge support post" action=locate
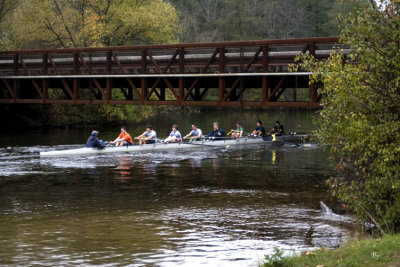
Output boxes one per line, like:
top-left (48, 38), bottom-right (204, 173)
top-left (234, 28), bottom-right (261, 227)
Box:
top-left (262, 45), bottom-right (269, 106)
top-left (42, 53), bottom-right (48, 102)
top-left (218, 47), bottom-right (225, 103)
top-left (73, 52), bottom-right (79, 102)
top-left (141, 50), bottom-right (147, 103)
top-left (178, 48), bottom-right (184, 103)
top-left (13, 54), bottom-right (18, 100)
top-left (106, 51), bottom-right (112, 103)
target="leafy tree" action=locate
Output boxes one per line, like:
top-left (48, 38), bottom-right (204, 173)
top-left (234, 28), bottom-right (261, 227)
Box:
top-left (293, 0), bottom-right (400, 233)
top-left (0, 0), bottom-right (18, 48)
top-left (3, 0), bottom-right (180, 49)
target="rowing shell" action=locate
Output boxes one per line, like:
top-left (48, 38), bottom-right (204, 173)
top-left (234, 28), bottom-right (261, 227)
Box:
top-left (39, 134), bottom-right (307, 157)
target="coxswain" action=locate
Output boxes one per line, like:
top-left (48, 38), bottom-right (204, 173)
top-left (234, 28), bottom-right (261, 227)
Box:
top-left (86, 130), bottom-right (105, 149)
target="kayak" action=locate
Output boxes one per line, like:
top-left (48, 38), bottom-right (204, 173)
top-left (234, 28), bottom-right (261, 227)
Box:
top-left (39, 134), bottom-right (307, 157)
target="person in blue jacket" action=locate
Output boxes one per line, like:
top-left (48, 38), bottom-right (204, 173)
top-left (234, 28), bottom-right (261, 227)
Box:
top-left (206, 122), bottom-right (226, 139)
top-left (86, 130), bottom-right (106, 149)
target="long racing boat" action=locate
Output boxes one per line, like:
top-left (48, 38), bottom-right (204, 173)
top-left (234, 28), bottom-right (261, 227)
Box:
top-left (39, 134), bottom-right (307, 157)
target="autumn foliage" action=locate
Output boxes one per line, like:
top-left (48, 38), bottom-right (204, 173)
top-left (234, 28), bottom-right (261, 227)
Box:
top-left (0, 0), bottom-right (180, 49)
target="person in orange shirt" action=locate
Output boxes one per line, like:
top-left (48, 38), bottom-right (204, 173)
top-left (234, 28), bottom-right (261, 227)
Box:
top-left (111, 127), bottom-right (133, 146)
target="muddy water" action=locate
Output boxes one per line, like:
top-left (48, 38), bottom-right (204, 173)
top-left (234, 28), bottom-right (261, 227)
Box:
top-left (0, 110), bottom-right (354, 266)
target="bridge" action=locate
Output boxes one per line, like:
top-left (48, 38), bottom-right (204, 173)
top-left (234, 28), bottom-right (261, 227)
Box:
top-left (0, 37), bottom-right (344, 108)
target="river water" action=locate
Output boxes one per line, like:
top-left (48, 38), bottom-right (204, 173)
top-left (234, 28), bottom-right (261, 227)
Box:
top-left (0, 110), bottom-right (355, 266)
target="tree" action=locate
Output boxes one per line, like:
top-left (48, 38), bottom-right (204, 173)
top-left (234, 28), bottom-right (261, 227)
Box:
top-left (293, 0), bottom-right (400, 233)
top-left (3, 0), bottom-right (180, 49)
top-left (0, 0), bottom-right (18, 48)
top-left (168, 0), bottom-right (367, 43)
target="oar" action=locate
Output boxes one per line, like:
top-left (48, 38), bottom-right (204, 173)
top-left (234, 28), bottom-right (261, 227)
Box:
top-left (105, 141), bottom-right (115, 147)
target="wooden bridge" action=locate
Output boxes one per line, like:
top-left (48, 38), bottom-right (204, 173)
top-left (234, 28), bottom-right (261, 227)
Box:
top-left (0, 37), bottom-right (345, 108)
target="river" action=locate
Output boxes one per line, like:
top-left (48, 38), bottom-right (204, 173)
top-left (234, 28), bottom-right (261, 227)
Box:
top-left (0, 109), bottom-right (355, 266)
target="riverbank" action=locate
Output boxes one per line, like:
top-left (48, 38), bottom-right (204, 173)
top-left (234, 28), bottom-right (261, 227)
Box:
top-left (0, 103), bottom-right (316, 133)
top-left (0, 104), bottom-right (178, 132)
top-left (264, 234), bottom-right (400, 266)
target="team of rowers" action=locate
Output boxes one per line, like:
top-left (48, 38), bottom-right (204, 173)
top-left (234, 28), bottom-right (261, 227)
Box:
top-left (86, 120), bottom-right (284, 149)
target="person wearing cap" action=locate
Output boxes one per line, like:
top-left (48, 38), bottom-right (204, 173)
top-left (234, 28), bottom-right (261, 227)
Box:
top-left (111, 126), bottom-right (133, 146)
top-left (86, 130), bottom-right (106, 149)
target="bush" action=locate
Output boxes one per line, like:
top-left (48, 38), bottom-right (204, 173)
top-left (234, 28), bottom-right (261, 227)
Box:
top-left (293, 1), bottom-right (400, 234)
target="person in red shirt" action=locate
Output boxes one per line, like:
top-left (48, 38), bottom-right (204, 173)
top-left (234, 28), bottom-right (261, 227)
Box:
top-left (111, 127), bottom-right (133, 146)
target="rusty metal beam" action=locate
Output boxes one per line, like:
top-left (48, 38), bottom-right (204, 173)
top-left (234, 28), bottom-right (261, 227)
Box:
top-left (146, 51), bottom-right (179, 100)
top-left (112, 52), bottom-right (141, 100)
top-left (47, 55), bottom-right (73, 99)
top-left (78, 55), bottom-right (106, 100)
top-left (268, 76), bottom-right (286, 102)
top-left (184, 48), bottom-right (219, 100)
top-left (18, 56), bottom-right (43, 99)
top-left (1, 79), bottom-right (14, 98)
top-left (0, 72), bottom-right (313, 79)
top-left (0, 98), bottom-right (320, 108)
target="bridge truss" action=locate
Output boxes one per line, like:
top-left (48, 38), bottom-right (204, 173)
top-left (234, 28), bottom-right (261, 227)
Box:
top-left (0, 37), bottom-right (345, 108)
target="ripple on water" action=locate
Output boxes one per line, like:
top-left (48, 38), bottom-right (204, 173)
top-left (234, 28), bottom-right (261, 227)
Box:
top-left (0, 142), bottom-right (355, 267)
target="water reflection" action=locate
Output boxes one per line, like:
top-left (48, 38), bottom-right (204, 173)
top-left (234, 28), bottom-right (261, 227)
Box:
top-left (115, 155), bottom-right (133, 180)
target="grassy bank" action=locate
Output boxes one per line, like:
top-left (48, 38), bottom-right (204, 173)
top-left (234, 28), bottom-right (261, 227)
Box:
top-left (264, 234), bottom-right (400, 267)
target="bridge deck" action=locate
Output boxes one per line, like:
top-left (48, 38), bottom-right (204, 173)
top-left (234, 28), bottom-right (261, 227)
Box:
top-left (0, 37), bottom-right (344, 107)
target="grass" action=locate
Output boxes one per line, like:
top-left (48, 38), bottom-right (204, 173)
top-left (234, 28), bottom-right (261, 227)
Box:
top-left (263, 234), bottom-right (400, 267)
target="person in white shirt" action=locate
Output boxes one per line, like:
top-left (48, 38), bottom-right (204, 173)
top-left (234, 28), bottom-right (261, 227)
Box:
top-left (135, 125), bottom-right (157, 145)
top-left (184, 124), bottom-right (203, 140)
top-left (164, 124), bottom-right (182, 143)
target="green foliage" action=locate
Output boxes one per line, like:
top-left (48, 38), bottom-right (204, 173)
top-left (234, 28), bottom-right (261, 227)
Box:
top-left (292, 1), bottom-right (400, 233)
top-left (264, 247), bottom-right (286, 267)
top-left (264, 234), bottom-right (400, 267)
top-left (46, 104), bottom-right (157, 127)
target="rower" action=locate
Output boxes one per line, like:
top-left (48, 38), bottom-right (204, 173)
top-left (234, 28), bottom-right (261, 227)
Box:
top-left (183, 124), bottom-right (203, 140)
top-left (86, 130), bottom-right (105, 149)
top-left (135, 125), bottom-right (157, 145)
top-left (251, 121), bottom-right (266, 136)
top-left (268, 121), bottom-right (284, 136)
top-left (164, 124), bottom-right (182, 143)
top-left (111, 126), bottom-right (133, 146)
top-left (231, 121), bottom-right (244, 139)
top-left (206, 122), bottom-right (226, 139)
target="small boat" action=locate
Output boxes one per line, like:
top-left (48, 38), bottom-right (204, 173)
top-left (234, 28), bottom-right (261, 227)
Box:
top-left (39, 134), bottom-right (307, 157)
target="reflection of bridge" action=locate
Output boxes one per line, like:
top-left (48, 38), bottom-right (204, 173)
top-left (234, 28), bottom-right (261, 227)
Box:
top-left (0, 37), bottom-right (344, 108)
